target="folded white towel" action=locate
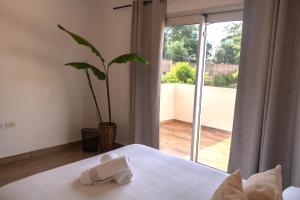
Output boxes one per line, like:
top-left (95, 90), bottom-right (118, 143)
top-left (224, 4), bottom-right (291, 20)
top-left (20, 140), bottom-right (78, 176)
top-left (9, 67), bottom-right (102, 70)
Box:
top-left (113, 171), bottom-right (133, 185)
top-left (80, 155), bottom-right (131, 186)
top-left (100, 152), bottom-right (119, 163)
top-left (100, 152), bottom-right (133, 184)
top-left (80, 170), bottom-right (93, 185)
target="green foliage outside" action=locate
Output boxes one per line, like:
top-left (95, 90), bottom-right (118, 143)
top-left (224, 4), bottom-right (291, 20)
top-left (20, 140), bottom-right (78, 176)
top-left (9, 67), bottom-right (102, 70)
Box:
top-left (162, 22), bottom-right (242, 88)
top-left (206, 42), bottom-right (214, 63)
top-left (162, 62), bottom-right (239, 88)
top-left (164, 22), bottom-right (242, 64)
top-left (165, 40), bottom-right (189, 62)
top-left (161, 62), bottom-right (196, 84)
top-left (215, 23), bottom-right (242, 64)
top-left (164, 25), bottom-right (199, 62)
top-left (204, 70), bottom-right (239, 88)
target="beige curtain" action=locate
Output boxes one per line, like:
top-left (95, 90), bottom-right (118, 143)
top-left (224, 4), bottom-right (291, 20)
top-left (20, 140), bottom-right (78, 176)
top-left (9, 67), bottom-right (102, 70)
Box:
top-left (129, 0), bottom-right (166, 148)
top-left (228, 0), bottom-right (300, 187)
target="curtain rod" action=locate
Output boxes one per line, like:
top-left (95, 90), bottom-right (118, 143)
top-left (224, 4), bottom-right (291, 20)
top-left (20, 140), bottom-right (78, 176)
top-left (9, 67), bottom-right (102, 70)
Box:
top-left (113, 1), bottom-right (152, 10)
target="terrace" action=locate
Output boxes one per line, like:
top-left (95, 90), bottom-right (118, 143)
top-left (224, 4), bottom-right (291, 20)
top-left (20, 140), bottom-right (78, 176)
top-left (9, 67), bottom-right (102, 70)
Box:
top-left (159, 83), bottom-right (236, 171)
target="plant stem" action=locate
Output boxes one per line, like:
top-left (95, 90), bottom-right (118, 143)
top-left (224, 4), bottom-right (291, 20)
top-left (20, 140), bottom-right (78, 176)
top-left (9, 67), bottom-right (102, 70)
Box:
top-left (85, 70), bottom-right (103, 123)
top-left (105, 77), bottom-right (112, 124)
top-left (100, 60), bottom-right (112, 125)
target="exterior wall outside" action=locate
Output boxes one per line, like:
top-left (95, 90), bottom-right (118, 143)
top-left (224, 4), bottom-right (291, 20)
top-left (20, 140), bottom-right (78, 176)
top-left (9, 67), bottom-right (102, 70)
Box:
top-left (205, 64), bottom-right (238, 76)
top-left (160, 83), bottom-right (236, 132)
top-left (174, 84), bottom-right (196, 123)
top-left (160, 59), bottom-right (172, 78)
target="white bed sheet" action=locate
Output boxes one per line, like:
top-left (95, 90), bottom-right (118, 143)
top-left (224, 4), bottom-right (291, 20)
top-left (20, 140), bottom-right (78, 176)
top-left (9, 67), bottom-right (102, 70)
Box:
top-left (0, 144), bottom-right (228, 200)
top-left (283, 186), bottom-right (300, 200)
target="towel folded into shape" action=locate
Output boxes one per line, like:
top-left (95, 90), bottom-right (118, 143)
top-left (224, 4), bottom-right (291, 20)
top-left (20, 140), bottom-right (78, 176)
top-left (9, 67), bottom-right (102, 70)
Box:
top-left (100, 152), bottom-right (119, 163)
top-left (80, 155), bottom-right (132, 186)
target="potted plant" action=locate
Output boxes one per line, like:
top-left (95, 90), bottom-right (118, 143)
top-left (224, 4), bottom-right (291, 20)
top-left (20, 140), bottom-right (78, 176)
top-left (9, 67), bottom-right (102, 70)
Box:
top-left (58, 24), bottom-right (148, 152)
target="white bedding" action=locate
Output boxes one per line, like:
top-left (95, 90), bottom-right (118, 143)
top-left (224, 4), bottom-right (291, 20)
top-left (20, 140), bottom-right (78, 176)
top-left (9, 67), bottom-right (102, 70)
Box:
top-left (283, 187), bottom-right (300, 200)
top-left (0, 144), bottom-right (229, 200)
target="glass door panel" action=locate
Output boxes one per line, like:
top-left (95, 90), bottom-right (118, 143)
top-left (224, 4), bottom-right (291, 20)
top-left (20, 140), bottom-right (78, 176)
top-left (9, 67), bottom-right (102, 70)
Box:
top-left (196, 21), bottom-right (243, 171)
top-left (159, 13), bottom-right (243, 171)
top-left (159, 23), bottom-right (201, 160)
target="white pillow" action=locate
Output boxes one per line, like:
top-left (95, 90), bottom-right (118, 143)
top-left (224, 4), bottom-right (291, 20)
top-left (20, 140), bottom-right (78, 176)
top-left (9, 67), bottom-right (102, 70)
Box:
top-left (210, 170), bottom-right (247, 200)
top-left (244, 165), bottom-right (283, 200)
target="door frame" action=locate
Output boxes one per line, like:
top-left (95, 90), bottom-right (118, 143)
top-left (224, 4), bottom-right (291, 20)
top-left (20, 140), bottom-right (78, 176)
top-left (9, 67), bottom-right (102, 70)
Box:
top-left (190, 16), bottom-right (207, 162)
top-left (163, 9), bottom-right (243, 163)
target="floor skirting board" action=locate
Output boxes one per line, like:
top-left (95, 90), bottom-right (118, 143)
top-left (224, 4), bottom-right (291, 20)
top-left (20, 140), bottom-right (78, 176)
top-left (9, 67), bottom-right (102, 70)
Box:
top-left (0, 141), bottom-right (82, 166)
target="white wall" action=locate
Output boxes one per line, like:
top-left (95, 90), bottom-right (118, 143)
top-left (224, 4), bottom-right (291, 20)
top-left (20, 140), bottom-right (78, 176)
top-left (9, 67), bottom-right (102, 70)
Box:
top-left (174, 84), bottom-right (196, 123)
top-left (0, 0), bottom-right (132, 158)
top-left (160, 84), bottom-right (175, 121)
top-left (201, 87), bottom-right (236, 131)
top-left (160, 84), bottom-right (236, 132)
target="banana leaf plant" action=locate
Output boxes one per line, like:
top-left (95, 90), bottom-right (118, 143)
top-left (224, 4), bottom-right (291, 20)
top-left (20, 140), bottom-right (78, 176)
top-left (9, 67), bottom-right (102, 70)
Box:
top-left (58, 24), bottom-right (148, 125)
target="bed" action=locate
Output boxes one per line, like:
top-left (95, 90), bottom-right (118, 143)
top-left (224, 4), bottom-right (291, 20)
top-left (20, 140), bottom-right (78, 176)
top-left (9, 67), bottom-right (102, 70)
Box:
top-left (0, 144), bottom-right (296, 200)
top-left (0, 144), bottom-right (228, 200)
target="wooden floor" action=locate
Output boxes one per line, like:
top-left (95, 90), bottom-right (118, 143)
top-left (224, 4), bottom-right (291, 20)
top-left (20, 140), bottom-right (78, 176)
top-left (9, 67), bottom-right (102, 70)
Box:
top-left (0, 144), bottom-right (97, 187)
top-left (160, 120), bottom-right (232, 171)
top-left (0, 122), bottom-right (230, 186)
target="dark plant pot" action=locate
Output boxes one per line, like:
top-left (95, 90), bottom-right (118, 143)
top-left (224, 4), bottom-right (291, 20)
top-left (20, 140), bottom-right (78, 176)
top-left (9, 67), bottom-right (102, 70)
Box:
top-left (81, 128), bottom-right (99, 152)
top-left (99, 122), bottom-right (117, 153)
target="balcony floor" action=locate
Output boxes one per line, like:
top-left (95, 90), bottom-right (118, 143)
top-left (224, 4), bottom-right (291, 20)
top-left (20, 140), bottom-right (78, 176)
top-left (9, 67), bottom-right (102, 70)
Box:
top-left (159, 120), bottom-right (232, 171)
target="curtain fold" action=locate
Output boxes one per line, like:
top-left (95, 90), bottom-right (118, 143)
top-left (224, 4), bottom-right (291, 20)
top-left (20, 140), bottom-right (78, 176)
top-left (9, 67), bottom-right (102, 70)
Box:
top-left (129, 0), bottom-right (166, 148)
top-left (228, 0), bottom-right (300, 187)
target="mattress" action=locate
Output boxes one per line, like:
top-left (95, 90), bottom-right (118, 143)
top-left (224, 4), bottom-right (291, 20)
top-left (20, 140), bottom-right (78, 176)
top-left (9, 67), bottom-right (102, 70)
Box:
top-left (0, 144), bottom-right (228, 200)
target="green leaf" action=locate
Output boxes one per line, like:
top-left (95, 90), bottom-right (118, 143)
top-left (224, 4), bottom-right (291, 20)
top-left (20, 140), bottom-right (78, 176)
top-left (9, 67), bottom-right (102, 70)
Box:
top-left (65, 62), bottom-right (106, 80)
top-left (90, 66), bottom-right (106, 80)
top-left (58, 24), bottom-right (105, 62)
top-left (108, 53), bottom-right (149, 67)
top-left (65, 62), bottom-right (90, 69)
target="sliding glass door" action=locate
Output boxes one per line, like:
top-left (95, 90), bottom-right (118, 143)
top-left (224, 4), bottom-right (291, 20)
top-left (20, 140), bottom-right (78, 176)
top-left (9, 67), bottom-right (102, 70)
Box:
top-left (192, 11), bottom-right (243, 171)
top-left (159, 10), bottom-right (243, 172)
top-left (195, 20), bottom-right (243, 171)
top-left (159, 16), bottom-right (204, 160)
